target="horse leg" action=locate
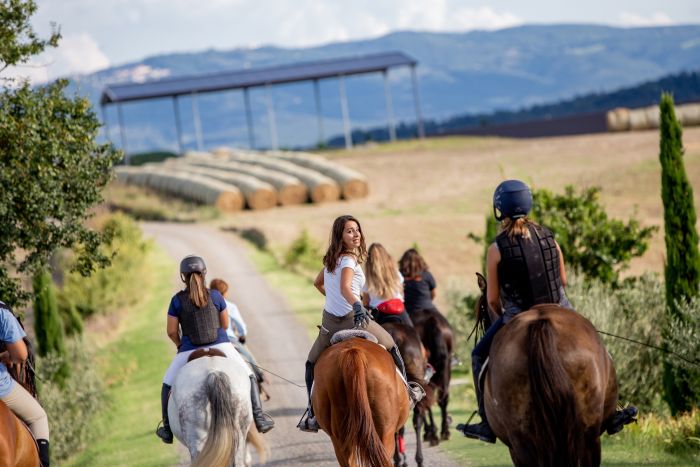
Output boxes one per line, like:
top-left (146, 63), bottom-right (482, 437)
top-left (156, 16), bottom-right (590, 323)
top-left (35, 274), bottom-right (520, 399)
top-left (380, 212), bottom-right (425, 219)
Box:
top-left (330, 437), bottom-right (351, 467)
top-left (439, 387), bottom-right (451, 440)
top-left (393, 429), bottom-right (407, 467)
top-left (582, 430), bottom-right (601, 467)
top-left (424, 406), bottom-right (439, 446)
top-left (413, 407), bottom-right (424, 467)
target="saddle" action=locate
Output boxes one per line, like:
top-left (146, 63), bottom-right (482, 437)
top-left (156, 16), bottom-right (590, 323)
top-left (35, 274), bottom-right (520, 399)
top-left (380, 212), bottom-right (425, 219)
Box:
top-left (330, 329), bottom-right (379, 345)
top-left (187, 347), bottom-right (227, 362)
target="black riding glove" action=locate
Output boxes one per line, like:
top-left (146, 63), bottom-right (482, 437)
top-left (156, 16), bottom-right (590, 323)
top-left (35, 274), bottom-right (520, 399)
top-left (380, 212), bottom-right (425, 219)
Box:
top-left (238, 335), bottom-right (246, 345)
top-left (353, 301), bottom-right (370, 328)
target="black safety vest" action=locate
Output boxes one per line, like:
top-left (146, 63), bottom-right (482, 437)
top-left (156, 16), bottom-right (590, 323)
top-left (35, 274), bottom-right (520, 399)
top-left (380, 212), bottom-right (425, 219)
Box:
top-left (496, 225), bottom-right (562, 311)
top-left (177, 290), bottom-right (219, 346)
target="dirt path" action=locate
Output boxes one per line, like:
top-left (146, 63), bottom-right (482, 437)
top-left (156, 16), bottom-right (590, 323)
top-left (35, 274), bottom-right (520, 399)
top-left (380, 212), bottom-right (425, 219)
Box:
top-left (141, 222), bottom-right (459, 466)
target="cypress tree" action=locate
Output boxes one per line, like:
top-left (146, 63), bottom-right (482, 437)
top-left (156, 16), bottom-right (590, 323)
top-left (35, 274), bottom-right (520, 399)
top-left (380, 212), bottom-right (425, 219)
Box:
top-left (33, 268), bottom-right (66, 357)
top-left (659, 92), bottom-right (700, 414)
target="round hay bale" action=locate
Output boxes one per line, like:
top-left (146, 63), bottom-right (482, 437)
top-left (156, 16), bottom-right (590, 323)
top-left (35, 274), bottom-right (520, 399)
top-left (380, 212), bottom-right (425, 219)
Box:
top-left (679, 103), bottom-right (700, 126)
top-left (217, 148), bottom-right (340, 203)
top-left (628, 108), bottom-right (651, 130)
top-left (606, 108), bottom-right (630, 131)
top-left (177, 165), bottom-right (277, 210)
top-left (176, 157), bottom-right (308, 206)
top-left (266, 150), bottom-right (369, 200)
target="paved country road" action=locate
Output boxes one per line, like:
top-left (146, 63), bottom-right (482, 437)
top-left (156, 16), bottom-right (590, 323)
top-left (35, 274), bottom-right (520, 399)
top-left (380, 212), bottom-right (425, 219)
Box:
top-left (141, 222), bottom-right (459, 467)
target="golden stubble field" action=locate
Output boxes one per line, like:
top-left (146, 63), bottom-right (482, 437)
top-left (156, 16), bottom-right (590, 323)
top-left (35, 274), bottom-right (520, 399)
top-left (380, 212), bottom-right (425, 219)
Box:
top-left (216, 128), bottom-right (700, 310)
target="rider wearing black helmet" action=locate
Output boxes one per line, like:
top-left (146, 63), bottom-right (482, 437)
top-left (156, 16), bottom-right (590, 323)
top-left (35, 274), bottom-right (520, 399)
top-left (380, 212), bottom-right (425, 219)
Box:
top-left (459, 180), bottom-right (572, 443)
top-left (156, 255), bottom-right (274, 444)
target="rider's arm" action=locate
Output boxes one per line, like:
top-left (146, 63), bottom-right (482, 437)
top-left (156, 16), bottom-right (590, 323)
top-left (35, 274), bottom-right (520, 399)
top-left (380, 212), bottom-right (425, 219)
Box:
top-left (556, 241), bottom-right (567, 287)
top-left (486, 243), bottom-right (502, 316)
top-left (361, 291), bottom-right (370, 307)
top-left (340, 266), bottom-right (359, 305)
top-left (5, 339), bottom-right (28, 363)
top-left (227, 302), bottom-right (247, 337)
top-left (314, 269), bottom-right (326, 296)
top-left (167, 316), bottom-right (181, 349)
top-left (219, 309), bottom-right (229, 330)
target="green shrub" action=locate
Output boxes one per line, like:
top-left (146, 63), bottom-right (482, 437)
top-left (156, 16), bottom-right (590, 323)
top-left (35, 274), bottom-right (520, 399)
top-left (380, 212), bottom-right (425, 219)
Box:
top-left (36, 339), bottom-right (104, 462)
top-left (127, 150), bottom-right (178, 166)
top-left (61, 213), bottom-right (151, 317)
top-left (568, 274), bottom-right (667, 410)
top-left (532, 186), bottom-right (656, 284)
top-left (32, 269), bottom-right (67, 369)
top-left (664, 297), bottom-right (700, 407)
top-left (445, 278), bottom-right (479, 366)
top-left (56, 291), bottom-right (84, 336)
top-left (618, 408), bottom-right (700, 457)
top-left (284, 230), bottom-right (322, 276)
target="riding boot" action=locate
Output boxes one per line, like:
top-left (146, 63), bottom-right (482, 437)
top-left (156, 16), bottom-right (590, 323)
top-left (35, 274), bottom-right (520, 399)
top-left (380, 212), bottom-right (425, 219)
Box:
top-left (155, 383), bottom-right (173, 444)
top-left (249, 374), bottom-right (274, 433)
top-left (390, 346), bottom-right (425, 405)
top-left (457, 356), bottom-right (496, 443)
top-left (297, 360), bottom-right (320, 432)
top-left (37, 439), bottom-right (49, 467)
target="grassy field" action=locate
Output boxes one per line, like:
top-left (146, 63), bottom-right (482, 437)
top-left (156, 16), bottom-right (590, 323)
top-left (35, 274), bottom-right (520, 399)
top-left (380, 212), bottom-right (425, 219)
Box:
top-left (242, 240), bottom-right (699, 466)
top-left (62, 247), bottom-right (181, 467)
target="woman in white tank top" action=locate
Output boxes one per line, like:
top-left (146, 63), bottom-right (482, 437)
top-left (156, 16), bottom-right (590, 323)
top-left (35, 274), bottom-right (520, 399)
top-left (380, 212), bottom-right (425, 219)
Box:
top-left (297, 215), bottom-right (424, 432)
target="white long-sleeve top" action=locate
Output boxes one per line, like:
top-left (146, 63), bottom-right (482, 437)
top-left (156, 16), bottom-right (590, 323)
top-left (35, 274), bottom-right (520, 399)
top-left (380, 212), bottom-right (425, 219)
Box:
top-left (225, 299), bottom-right (248, 339)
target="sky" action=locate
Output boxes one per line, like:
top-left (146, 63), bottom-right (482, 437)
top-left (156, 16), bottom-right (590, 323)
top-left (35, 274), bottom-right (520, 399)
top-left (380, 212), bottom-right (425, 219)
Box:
top-left (7, 0), bottom-right (700, 83)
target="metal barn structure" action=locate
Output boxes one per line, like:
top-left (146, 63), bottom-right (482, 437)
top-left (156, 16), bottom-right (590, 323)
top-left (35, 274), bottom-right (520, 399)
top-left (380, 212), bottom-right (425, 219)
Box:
top-left (100, 51), bottom-right (424, 159)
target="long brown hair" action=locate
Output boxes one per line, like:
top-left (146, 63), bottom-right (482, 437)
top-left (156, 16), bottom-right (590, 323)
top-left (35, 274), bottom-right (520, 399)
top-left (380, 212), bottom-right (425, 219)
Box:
top-left (500, 216), bottom-right (536, 240)
top-left (322, 215), bottom-right (367, 272)
top-left (399, 248), bottom-right (428, 279)
top-left (186, 272), bottom-right (209, 307)
top-left (365, 243), bottom-right (402, 300)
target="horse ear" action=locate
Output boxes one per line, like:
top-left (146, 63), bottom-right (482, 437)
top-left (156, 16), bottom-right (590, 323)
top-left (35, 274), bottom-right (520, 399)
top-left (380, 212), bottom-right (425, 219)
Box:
top-left (476, 272), bottom-right (487, 291)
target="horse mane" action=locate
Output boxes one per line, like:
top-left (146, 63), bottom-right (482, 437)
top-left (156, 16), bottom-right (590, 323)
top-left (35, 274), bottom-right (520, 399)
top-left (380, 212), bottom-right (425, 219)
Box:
top-left (527, 316), bottom-right (586, 467)
top-left (340, 347), bottom-right (392, 467)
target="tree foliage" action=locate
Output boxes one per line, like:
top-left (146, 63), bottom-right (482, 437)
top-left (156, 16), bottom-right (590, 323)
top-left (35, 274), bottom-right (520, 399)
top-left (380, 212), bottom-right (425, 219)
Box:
top-left (0, 0), bottom-right (60, 73)
top-left (0, 1), bottom-right (122, 307)
top-left (659, 92), bottom-right (700, 414)
top-left (531, 186), bottom-right (656, 284)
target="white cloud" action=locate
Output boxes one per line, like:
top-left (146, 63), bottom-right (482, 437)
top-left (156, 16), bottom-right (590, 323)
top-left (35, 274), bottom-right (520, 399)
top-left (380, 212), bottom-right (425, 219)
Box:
top-left (618, 11), bottom-right (675, 27)
top-left (397, 2), bottom-right (521, 31)
top-left (2, 32), bottom-right (109, 84)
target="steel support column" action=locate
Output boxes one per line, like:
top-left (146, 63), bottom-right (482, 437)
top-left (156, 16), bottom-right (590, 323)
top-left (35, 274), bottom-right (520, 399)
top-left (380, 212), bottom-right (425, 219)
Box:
top-left (266, 83), bottom-right (278, 150)
top-left (410, 65), bottom-right (425, 139)
top-left (313, 79), bottom-right (325, 147)
top-left (383, 70), bottom-right (397, 142)
top-left (100, 104), bottom-right (112, 144)
top-left (191, 92), bottom-right (204, 151)
top-left (117, 103), bottom-right (128, 163)
top-left (243, 87), bottom-right (255, 149)
top-left (338, 75), bottom-right (352, 149)
top-left (172, 96), bottom-right (184, 155)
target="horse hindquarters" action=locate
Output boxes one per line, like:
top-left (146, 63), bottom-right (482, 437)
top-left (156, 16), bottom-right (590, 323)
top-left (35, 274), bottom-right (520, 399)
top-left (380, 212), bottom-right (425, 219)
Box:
top-left (526, 319), bottom-right (586, 467)
top-left (341, 348), bottom-right (392, 467)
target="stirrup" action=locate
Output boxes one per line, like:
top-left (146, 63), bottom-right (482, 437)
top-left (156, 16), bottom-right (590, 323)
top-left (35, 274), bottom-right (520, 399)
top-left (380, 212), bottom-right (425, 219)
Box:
top-left (424, 363), bottom-right (435, 382)
top-left (408, 381), bottom-right (426, 408)
top-left (155, 420), bottom-right (173, 444)
top-left (296, 408), bottom-right (319, 433)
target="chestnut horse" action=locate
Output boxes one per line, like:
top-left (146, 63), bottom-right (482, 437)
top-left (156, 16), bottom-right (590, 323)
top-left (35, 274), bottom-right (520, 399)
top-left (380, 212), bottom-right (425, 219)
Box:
top-left (0, 400), bottom-right (39, 467)
top-left (478, 305), bottom-right (621, 467)
top-left (313, 337), bottom-right (410, 467)
top-left (0, 325), bottom-right (40, 467)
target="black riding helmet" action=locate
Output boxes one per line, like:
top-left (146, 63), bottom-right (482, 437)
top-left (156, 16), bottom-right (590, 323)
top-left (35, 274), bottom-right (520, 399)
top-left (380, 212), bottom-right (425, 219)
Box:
top-left (493, 180), bottom-right (532, 221)
top-left (179, 255), bottom-right (207, 282)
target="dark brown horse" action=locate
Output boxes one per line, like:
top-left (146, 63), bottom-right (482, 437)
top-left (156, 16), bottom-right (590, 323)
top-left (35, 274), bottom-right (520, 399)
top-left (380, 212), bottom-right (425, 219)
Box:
top-left (408, 307), bottom-right (454, 444)
top-left (482, 305), bottom-right (621, 467)
top-left (381, 322), bottom-right (432, 467)
top-left (313, 337), bottom-right (410, 467)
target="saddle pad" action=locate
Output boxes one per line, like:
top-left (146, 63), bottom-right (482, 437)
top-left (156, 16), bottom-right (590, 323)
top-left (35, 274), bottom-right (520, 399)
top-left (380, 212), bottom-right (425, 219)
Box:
top-left (330, 329), bottom-right (379, 345)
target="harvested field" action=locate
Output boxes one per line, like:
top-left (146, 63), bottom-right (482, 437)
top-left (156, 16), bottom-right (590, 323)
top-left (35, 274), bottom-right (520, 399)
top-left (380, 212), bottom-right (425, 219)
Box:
top-left (209, 128), bottom-right (700, 309)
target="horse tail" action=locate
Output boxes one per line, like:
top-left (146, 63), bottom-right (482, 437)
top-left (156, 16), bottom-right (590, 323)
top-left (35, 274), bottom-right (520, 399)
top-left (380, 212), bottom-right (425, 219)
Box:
top-left (193, 371), bottom-right (239, 467)
top-left (247, 425), bottom-right (269, 464)
top-left (424, 315), bottom-right (450, 393)
top-left (527, 318), bottom-right (585, 467)
top-left (341, 348), bottom-right (391, 467)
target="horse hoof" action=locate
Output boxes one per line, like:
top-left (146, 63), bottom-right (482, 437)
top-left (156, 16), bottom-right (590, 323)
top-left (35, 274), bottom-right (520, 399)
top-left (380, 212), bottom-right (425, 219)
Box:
top-left (441, 432), bottom-right (451, 441)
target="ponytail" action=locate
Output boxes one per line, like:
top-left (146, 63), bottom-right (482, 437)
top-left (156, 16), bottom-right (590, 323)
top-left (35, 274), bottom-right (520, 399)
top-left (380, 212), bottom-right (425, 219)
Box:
top-left (501, 217), bottom-right (534, 240)
top-left (187, 272), bottom-right (209, 307)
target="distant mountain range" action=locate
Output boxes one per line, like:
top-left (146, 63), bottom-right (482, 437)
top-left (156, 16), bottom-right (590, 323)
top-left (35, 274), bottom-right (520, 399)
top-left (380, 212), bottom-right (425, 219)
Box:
top-left (69, 24), bottom-right (700, 152)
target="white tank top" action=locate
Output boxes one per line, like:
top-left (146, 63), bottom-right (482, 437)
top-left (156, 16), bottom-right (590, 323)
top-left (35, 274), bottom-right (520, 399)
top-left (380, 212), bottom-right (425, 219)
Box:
top-left (324, 255), bottom-right (365, 317)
